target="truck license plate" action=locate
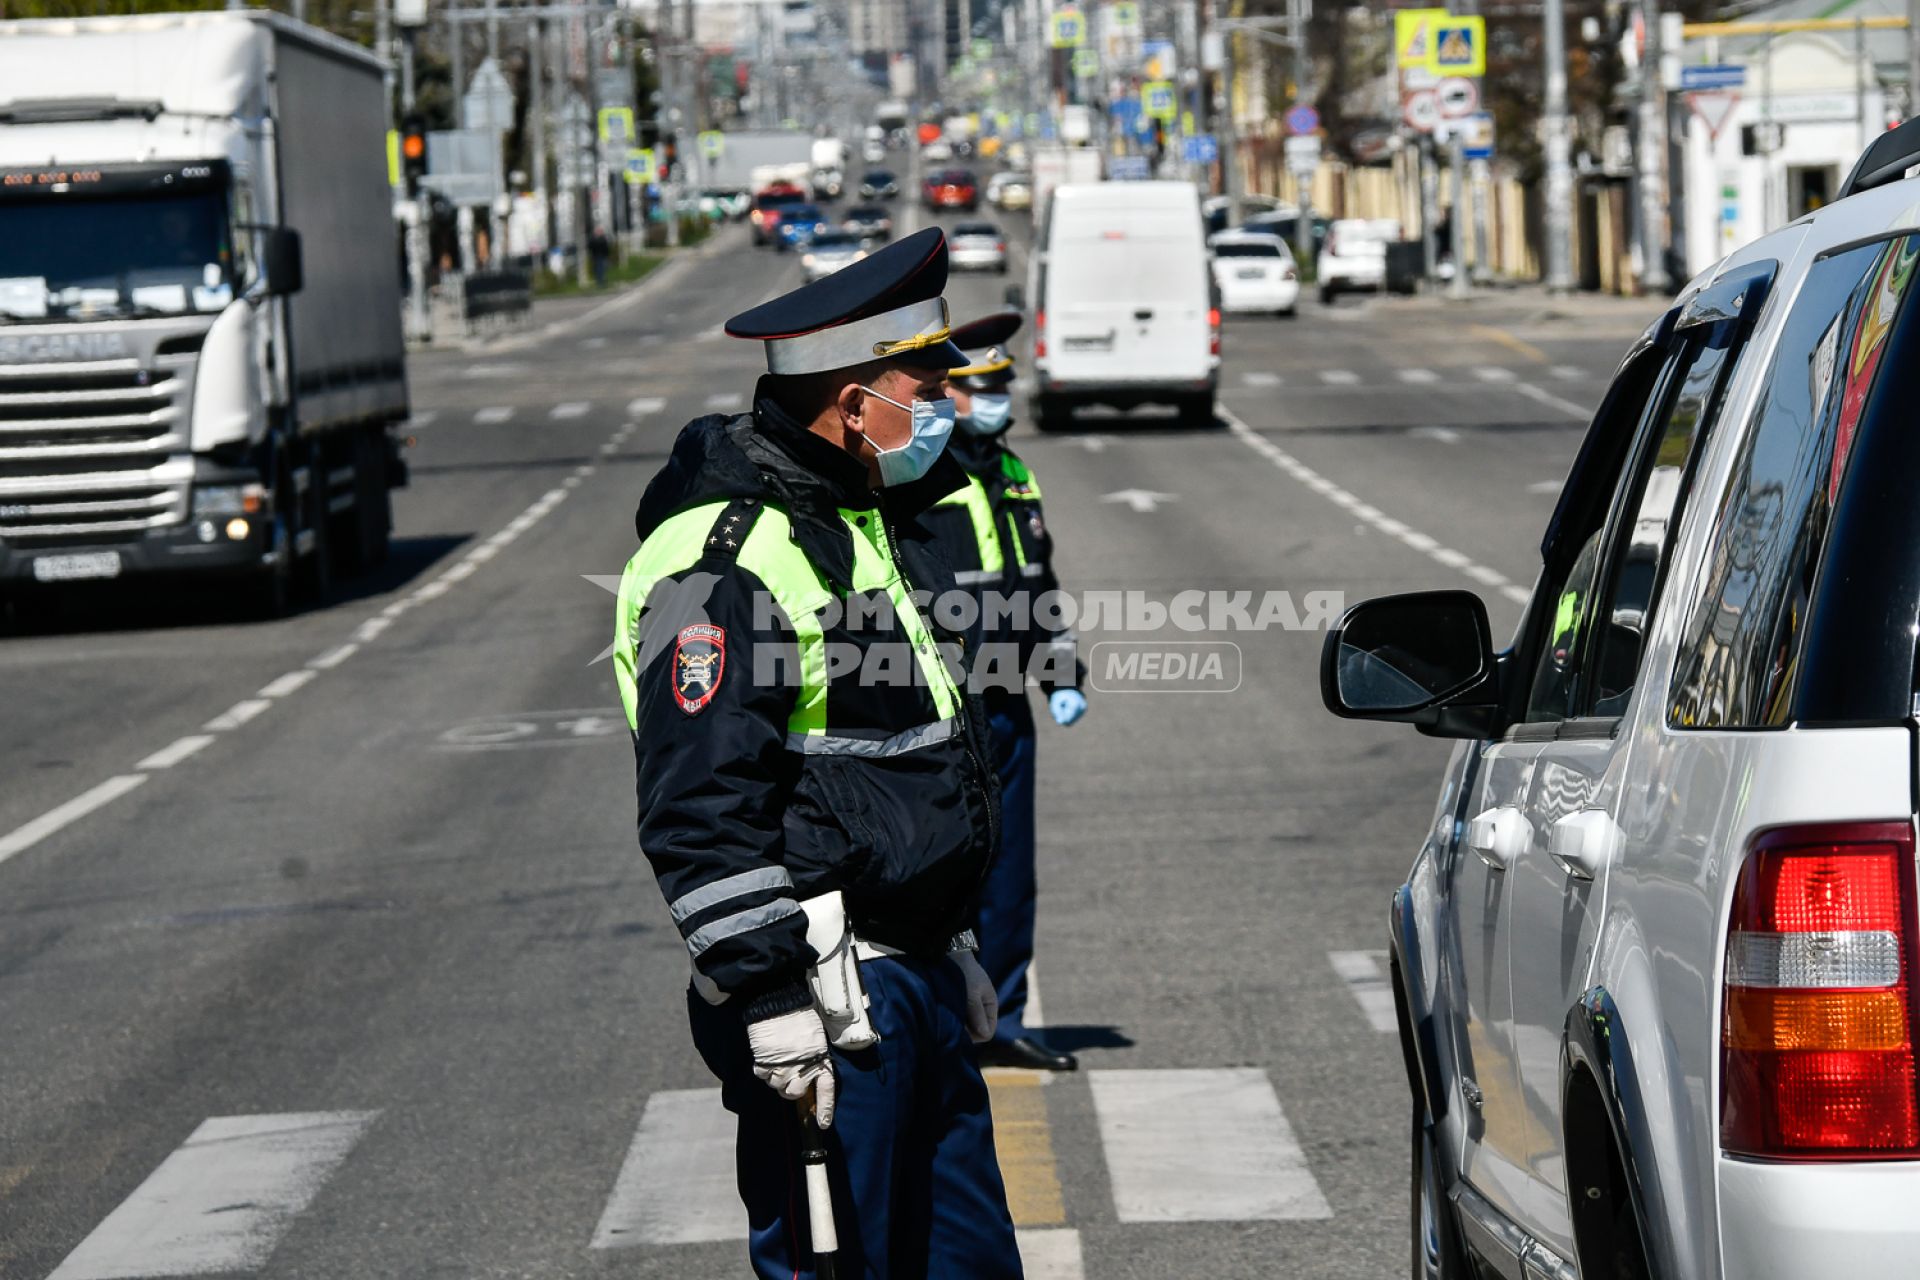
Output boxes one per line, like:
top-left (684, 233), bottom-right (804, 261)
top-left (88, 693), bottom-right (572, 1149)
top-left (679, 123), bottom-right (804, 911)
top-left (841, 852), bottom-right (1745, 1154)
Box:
top-left (1236, 268), bottom-right (1266, 279)
top-left (31, 552), bottom-right (123, 583)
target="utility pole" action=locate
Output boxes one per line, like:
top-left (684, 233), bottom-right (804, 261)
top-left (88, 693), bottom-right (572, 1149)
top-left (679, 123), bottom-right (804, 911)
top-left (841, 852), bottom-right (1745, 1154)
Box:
top-left (1448, 131), bottom-right (1469, 297)
top-left (1637, 0), bottom-right (1670, 293)
top-left (451, 0), bottom-right (466, 129)
top-left (530, 11), bottom-right (548, 263)
top-left (1541, 0), bottom-right (1574, 292)
top-left (1290, 0), bottom-right (1312, 269)
top-left (1911, 0), bottom-right (1920, 120)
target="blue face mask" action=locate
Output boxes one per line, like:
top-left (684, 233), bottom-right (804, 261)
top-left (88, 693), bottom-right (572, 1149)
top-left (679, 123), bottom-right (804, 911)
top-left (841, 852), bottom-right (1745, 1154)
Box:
top-left (863, 385), bottom-right (955, 486)
top-left (959, 392), bottom-right (1013, 437)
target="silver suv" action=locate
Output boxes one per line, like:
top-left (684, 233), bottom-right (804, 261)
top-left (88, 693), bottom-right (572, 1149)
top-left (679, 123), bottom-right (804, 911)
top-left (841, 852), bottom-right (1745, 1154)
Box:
top-left (1325, 121), bottom-right (1920, 1280)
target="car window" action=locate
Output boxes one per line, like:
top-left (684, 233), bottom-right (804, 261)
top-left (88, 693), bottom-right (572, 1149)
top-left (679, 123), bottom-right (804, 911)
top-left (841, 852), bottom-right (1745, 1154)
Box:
top-left (1580, 333), bottom-right (1736, 718)
top-left (1214, 242), bottom-right (1283, 259)
top-left (1669, 235), bottom-right (1920, 727)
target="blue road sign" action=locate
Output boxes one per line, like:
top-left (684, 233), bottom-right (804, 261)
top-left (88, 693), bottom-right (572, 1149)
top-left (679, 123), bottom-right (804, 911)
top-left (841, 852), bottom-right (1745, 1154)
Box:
top-left (1681, 64), bottom-right (1746, 91)
top-left (1183, 134), bottom-right (1219, 164)
top-left (1109, 155), bottom-right (1152, 181)
top-left (1284, 104), bottom-right (1320, 135)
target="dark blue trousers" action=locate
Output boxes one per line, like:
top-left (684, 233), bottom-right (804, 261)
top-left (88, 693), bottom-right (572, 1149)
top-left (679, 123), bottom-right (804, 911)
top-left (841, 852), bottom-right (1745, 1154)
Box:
top-left (977, 698), bottom-right (1038, 1044)
top-left (687, 954), bottom-right (1023, 1280)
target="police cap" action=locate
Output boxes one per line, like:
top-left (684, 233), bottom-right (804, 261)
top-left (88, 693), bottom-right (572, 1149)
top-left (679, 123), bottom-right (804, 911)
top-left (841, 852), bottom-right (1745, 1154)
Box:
top-left (947, 311), bottom-right (1022, 390)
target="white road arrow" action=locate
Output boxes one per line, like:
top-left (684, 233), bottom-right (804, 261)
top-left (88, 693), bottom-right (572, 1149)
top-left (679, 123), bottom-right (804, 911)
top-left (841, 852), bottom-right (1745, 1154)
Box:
top-left (1102, 489), bottom-right (1178, 513)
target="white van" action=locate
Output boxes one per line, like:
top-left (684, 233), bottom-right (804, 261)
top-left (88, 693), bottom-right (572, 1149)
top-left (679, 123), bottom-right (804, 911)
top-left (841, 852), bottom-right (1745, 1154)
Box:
top-left (1030, 181), bottom-right (1218, 429)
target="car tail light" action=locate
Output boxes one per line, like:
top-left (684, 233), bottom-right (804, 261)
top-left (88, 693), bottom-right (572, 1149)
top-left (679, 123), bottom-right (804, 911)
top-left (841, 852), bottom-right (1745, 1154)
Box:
top-left (1721, 822), bottom-right (1920, 1158)
top-left (1034, 309), bottom-right (1046, 360)
top-left (752, 210), bottom-right (765, 226)
top-left (1208, 307), bottom-right (1221, 355)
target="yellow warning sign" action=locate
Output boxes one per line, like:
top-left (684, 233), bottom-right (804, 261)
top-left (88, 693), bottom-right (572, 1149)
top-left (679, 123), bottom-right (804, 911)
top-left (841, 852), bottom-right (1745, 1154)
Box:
top-left (1431, 16), bottom-right (1485, 77)
top-left (1394, 8), bottom-right (1447, 69)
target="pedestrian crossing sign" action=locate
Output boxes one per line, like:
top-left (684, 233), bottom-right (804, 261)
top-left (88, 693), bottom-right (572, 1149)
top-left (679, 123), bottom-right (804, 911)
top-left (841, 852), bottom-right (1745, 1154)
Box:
top-left (598, 107), bottom-right (635, 145)
top-left (1394, 8), bottom-right (1447, 70)
top-left (1430, 17), bottom-right (1485, 77)
top-left (626, 148), bottom-right (657, 184)
top-left (1143, 80), bottom-right (1176, 121)
top-left (1051, 9), bottom-right (1086, 48)
top-left (699, 130), bottom-right (725, 161)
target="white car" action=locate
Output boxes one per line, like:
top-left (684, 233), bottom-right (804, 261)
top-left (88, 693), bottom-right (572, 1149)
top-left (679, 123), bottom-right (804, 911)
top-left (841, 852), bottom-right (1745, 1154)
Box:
top-left (921, 139), bottom-right (953, 163)
top-left (1316, 217), bottom-right (1397, 302)
top-left (799, 230), bottom-right (869, 282)
top-left (1325, 119), bottom-right (1920, 1280)
top-left (987, 171), bottom-right (1032, 210)
top-left (948, 221), bottom-right (1008, 274)
top-left (1208, 231), bottom-right (1298, 316)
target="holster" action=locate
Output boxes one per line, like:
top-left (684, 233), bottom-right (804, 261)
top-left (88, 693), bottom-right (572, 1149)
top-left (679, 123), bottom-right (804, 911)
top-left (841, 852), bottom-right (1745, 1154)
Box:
top-left (799, 890), bottom-right (880, 1051)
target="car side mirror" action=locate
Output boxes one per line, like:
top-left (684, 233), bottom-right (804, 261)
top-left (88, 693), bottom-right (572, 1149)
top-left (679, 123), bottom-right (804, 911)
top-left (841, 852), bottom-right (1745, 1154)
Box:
top-left (263, 227), bottom-right (304, 296)
top-left (1003, 283), bottom-right (1025, 311)
top-left (1321, 589), bottom-right (1501, 737)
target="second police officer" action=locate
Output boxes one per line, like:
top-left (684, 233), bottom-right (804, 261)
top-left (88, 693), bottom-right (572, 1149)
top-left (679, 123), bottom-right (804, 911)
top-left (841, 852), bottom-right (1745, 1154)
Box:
top-left (925, 312), bottom-right (1087, 1072)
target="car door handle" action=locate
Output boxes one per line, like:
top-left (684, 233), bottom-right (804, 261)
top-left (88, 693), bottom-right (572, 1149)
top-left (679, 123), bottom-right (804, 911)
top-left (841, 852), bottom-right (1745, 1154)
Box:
top-left (1465, 806), bottom-right (1530, 872)
top-left (1549, 809), bottom-right (1622, 881)
top-left (1133, 307), bottom-right (1155, 320)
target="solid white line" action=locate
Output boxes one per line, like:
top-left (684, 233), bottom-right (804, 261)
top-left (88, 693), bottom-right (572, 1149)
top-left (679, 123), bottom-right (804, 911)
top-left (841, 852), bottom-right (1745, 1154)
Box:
top-left (1527, 479), bottom-right (1563, 494)
top-left (591, 1089), bottom-right (746, 1247)
top-left (204, 699), bottom-right (271, 732)
top-left (47, 1111), bottom-right (380, 1280)
top-left (0, 775), bottom-right (148, 866)
top-left (1017, 1228), bottom-right (1085, 1280)
top-left (551, 402), bottom-right (591, 420)
top-left (136, 735), bottom-right (216, 771)
top-left (1514, 381), bottom-right (1593, 421)
top-left (409, 410), bottom-right (438, 427)
top-left (1410, 426), bottom-right (1460, 444)
top-left (627, 396), bottom-right (666, 417)
top-left (308, 643), bottom-right (359, 670)
top-left (1318, 369), bottom-right (1359, 385)
top-left (1329, 950), bottom-right (1400, 1033)
top-left (1473, 366), bottom-right (1516, 383)
top-left (474, 406), bottom-right (514, 425)
top-left (1398, 368), bottom-right (1439, 384)
top-left (1089, 1068), bottom-right (1332, 1222)
top-left (1242, 371), bottom-right (1282, 388)
top-left (258, 670), bottom-right (317, 699)
top-left (1550, 365), bottom-right (1585, 381)
top-left (704, 392), bottom-right (744, 412)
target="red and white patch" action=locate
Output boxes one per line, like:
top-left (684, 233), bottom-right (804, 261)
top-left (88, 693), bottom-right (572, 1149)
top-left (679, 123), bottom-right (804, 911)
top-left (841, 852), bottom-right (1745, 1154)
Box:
top-left (672, 623), bottom-right (726, 715)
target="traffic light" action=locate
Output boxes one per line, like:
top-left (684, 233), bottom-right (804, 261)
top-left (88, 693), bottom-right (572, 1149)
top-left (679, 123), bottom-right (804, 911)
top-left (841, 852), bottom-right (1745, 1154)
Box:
top-left (400, 111), bottom-right (428, 196)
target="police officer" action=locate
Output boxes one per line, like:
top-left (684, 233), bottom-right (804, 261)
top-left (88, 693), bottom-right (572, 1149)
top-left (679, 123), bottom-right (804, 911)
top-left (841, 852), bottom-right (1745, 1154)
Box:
top-left (924, 312), bottom-right (1086, 1073)
top-left (612, 228), bottom-right (1024, 1280)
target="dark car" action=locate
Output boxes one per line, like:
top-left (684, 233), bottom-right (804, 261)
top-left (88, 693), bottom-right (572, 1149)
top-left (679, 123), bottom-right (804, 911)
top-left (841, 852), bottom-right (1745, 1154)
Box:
top-left (1239, 211), bottom-right (1331, 262)
top-left (858, 169), bottom-right (900, 200)
top-left (842, 205), bottom-right (894, 241)
top-left (773, 204), bottom-right (831, 251)
top-left (923, 168), bottom-right (979, 212)
top-left (750, 185), bottom-right (809, 246)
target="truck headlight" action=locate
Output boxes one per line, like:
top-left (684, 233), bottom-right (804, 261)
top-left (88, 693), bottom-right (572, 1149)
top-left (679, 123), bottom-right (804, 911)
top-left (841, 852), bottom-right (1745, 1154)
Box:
top-left (192, 483), bottom-right (267, 516)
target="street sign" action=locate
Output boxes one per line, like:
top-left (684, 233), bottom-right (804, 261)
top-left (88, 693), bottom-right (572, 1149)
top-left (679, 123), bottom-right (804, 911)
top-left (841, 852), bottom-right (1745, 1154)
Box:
top-left (1110, 0), bottom-right (1142, 34)
top-left (1461, 112), bottom-right (1495, 159)
top-left (1431, 17), bottom-right (1486, 77)
top-left (1437, 77), bottom-right (1479, 119)
top-left (1284, 104), bottom-right (1319, 135)
top-left (699, 130), bottom-right (725, 161)
top-left (1072, 48), bottom-right (1100, 77)
top-left (1395, 8), bottom-right (1447, 70)
top-left (1050, 9), bottom-right (1086, 48)
top-left (1142, 38), bottom-right (1176, 80)
top-left (1284, 134), bottom-right (1321, 177)
top-left (1686, 90), bottom-right (1741, 141)
top-left (1681, 63), bottom-right (1746, 92)
top-left (626, 148), bottom-right (658, 184)
top-left (1401, 88), bottom-right (1440, 134)
top-left (1183, 133), bottom-right (1218, 164)
top-left (1143, 79), bottom-right (1177, 121)
top-left (1110, 154), bottom-right (1152, 181)
top-left (597, 106), bottom-right (634, 144)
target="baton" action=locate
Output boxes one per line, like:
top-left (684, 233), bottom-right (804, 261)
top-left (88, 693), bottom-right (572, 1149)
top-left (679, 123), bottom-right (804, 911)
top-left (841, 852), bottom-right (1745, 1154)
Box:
top-left (797, 1099), bottom-right (839, 1279)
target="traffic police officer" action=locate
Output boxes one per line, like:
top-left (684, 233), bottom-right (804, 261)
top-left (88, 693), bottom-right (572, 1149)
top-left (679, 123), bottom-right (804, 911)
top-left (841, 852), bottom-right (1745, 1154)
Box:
top-left (925, 312), bottom-right (1086, 1072)
top-left (612, 228), bottom-right (1024, 1280)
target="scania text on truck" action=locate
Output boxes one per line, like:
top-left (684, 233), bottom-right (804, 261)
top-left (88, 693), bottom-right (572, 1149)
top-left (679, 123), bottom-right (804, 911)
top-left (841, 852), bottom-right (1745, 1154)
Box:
top-left (0, 10), bottom-right (410, 614)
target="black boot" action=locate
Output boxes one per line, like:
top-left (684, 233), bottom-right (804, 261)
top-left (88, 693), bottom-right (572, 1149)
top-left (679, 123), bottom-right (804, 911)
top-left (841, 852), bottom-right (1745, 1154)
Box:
top-left (978, 1035), bottom-right (1078, 1071)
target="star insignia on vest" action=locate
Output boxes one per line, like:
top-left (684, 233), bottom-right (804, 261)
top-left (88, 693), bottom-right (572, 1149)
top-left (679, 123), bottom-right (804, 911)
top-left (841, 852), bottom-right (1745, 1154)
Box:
top-left (1028, 512), bottom-right (1046, 539)
top-left (673, 623), bottom-right (727, 715)
top-left (723, 227), bottom-right (968, 376)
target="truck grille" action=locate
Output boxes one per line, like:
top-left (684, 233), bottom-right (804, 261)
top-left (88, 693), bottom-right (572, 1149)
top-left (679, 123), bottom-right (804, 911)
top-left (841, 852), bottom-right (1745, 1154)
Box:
top-left (0, 355), bottom-right (196, 542)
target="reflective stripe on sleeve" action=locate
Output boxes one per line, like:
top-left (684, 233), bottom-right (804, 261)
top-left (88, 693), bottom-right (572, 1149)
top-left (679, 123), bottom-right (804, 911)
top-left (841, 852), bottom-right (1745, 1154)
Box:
top-left (684, 899), bottom-right (804, 958)
top-left (1020, 562), bottom-right (1045, 577)
top-left (953, 567), bottom-right (1001, 585)
top-left (785, 717), bottom-right (955, 757)
top-left (668, 866), bottom-right (796, 925)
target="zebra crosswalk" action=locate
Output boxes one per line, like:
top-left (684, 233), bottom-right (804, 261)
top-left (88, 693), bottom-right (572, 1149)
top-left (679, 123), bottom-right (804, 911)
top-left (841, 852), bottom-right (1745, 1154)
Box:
top-left (1232, 363), bottom-right (1606, 392)
top-left (46, 1064), bottom-right (1356, 1278)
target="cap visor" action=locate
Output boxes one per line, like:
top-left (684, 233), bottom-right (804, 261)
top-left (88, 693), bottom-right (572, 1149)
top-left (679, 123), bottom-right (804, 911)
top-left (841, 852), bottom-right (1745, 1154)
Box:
top-left (890, 338), bottom-right (971, 371)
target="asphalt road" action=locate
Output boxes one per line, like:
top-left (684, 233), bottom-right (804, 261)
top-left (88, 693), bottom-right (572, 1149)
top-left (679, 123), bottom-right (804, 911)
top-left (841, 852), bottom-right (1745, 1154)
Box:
top-left (0, 181), bottom-right (1661, 1279)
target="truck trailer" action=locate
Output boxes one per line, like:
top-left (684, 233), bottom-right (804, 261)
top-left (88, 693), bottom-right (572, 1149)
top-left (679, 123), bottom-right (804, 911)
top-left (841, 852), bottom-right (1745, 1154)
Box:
top-left (0, 10), bottom-right (409, 614)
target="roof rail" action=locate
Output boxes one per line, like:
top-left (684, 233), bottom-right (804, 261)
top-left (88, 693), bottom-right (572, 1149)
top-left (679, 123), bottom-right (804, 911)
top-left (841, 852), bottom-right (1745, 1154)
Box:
top-left (1840, 117), bottom-right (1920, 199)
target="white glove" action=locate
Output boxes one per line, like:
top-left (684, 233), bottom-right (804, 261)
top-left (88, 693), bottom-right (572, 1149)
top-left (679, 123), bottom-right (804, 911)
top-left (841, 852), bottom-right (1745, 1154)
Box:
top-left (747, 1007), bottom-right (837, 1129)
top-left (950, 949), bottom-right (999, 1044)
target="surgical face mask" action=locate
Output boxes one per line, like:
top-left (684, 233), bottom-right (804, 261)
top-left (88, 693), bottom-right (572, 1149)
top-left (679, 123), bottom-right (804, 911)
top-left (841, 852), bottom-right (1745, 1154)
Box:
top-left (959, 391), bottom-right (1013, 436)
top-left (862, 385), bottom-right (955, 486)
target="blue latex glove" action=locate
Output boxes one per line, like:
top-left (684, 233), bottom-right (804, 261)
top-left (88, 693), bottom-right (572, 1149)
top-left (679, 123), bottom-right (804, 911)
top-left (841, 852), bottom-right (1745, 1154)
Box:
top-left (1049, 689), bottom-right (1088, 727)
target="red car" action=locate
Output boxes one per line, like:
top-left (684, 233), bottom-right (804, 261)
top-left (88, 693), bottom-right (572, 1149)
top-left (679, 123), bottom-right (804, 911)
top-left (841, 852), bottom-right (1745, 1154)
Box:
top-left (749, 183), bottom-right (808, 246)
top-left (922, 168), bottom-right (978, 212)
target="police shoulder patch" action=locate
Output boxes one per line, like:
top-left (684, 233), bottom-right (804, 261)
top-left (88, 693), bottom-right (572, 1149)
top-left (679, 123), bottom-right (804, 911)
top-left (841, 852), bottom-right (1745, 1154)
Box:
top-left (672, 623), bottom-right (727, 715)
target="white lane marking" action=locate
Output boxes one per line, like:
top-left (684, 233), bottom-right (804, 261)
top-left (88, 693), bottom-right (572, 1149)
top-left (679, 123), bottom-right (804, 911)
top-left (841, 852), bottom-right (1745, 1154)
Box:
top-left (47, 1111), bottom-right (380, 1280)
top-left (1221, 407), bottom-right (1533, 605)
top-left (474, 406), bottom-right (514, 425)
top-left (1410, 426), bottom-right (1460, 444)
top-left (258, 670), bottom-right (317, 699)
top-left (1329, 950), bottom-right (1399, 1032)
top-left (704, 392), bottom-right (744, 412)
top-left (1514, 381), bottom-right (1593, 421)
top-left (627, 396), bottom-right (666, 417)
top-left (1527, 479), bottom-right (1563, 494)
top-left (1397, 368), bottom-right (1440, 384)
top-left (1550, 365), bottom-right (1585, 381)
top-left (409, 410), bottom-right (438, 427)
top-left (1473, 366), bottom-right (1516, 383)
top-left (1318, 369), bottom-right (1359, 385)
top-left (307, 643), bottom-right (359, 670)
top-left (551, 402), bottom-right (591, 420)
top-left (204, 699), bottom-right (271, 732)
top-left (136, 736), bottom-right (216, 771)
top-left (583, 336), bottom-right (609, 349)
top-left (0, 775), bottom-right (148, 867)
top-left (1018, 1228), bottom-right (1085, 1280)
top-left (1089, 1068), bottom-right (1332, 1222)
top-left (591, 1089), bottom-right (746, 1248)
top-left (1242, 371), bottom-right (1282, 388)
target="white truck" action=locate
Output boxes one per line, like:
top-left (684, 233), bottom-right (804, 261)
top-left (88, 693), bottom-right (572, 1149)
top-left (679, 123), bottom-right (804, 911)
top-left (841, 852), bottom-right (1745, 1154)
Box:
top-left (0, 10), bottom-right (409, 614)
top-left (809, 137), bottom-right (849, 201)
top-left (1028, 145), bottom-right (1103, 228)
